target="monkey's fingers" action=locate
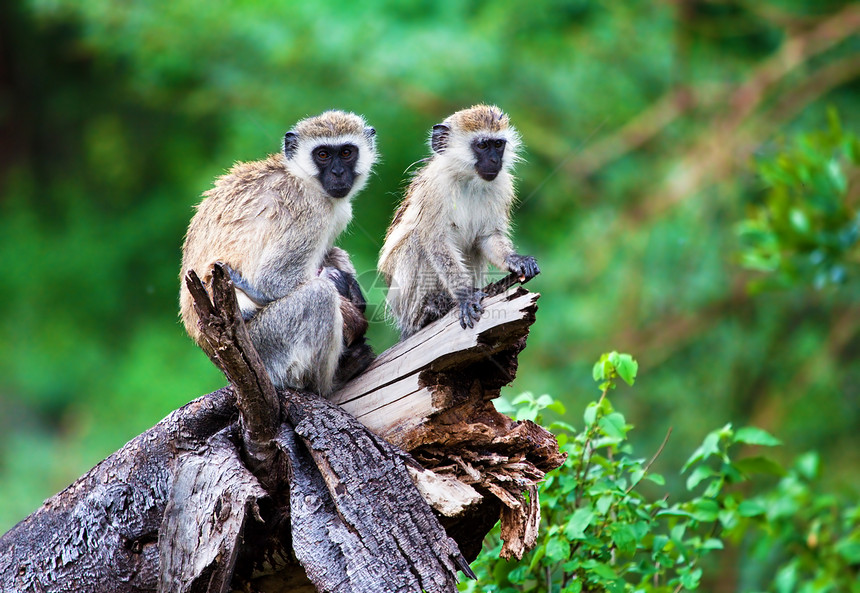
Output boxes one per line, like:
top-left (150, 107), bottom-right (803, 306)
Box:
top-left (506, 254), bottom-right (540, 283)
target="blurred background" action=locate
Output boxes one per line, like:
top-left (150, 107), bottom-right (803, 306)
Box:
top-left (0, 0), bottom-right (857, 586)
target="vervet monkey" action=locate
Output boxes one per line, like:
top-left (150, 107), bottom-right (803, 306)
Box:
top-left (379, 104), bottom-right (539, 339)
top-left (180, 110), bottom-right (377, 395)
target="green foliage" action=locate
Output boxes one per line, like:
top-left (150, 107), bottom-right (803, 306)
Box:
top-left (462, 353), bottom-right (859, 592)
top-left (1, 1), bottom-right (859, 572)
top-left (737, 110), bottom-right (860, 291)
top-left (726, 451), bottom-right (860, 593)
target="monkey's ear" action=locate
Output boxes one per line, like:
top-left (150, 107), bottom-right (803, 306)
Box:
top-left (431, 124), bottom-right (450, 154)
top-left (283, 132), bottom-right (299, 160)
top-left (364, 126), bottom-right (376, 148)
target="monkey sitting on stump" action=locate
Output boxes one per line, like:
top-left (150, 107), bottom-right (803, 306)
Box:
top-left (378, 104), bottom-right (539, 339)
top-left (180, 110), bottom-right (377, 396)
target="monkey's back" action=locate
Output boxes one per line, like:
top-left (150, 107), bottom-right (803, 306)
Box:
top-left (179, 154), bottom-right (320, 347)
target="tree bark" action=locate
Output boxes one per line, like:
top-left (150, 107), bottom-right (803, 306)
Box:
top-left (0, 271), bottom-right (564, 592)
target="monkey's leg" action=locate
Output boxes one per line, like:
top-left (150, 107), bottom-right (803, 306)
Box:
top-left (416, 290), bottom-right (456, 329)
top-left (425, 246), bottom-right (485, 330)
top-left (245, 279), bottom-right (343, 396)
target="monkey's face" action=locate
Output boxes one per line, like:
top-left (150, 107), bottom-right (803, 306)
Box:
top-left (471, 138), bottom-right (507, 181)
top-left (312, 144), bottom-right (360, 198)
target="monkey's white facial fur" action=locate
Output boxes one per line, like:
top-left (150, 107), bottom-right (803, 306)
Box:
top-left (432, 125), bottom-right (521, 181)
top-left (282, 111), bottom-right (378, 200)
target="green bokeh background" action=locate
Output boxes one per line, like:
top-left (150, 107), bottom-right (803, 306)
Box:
top-left (0, 0), bottom-right (857, 585)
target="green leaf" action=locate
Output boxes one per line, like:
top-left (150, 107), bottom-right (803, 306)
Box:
top-left (737, 499), bottom-right (767, 517)
top-left (598, 412), bottom-right (628, 440)
top-left (564, 507), bottom-right (595, 540)
top-left (657, 508), bottom-right (694, 519)
top-left (794, 451), bottom-right (820, 479)
top-left (690, 499), bottom-right (720, 522)
top-left (701, 538), bottom-right (724, 551)
top-left (493, 397), bottom-right (515, 415)
top-left (544, 536), bottom-right (571, 563)
top-left (680, 566), bottom-right (703, 589)
top-left (683, 427), bottom-right (727, 471)
top-left (610, 523), bottom-right (637, 554)
top-left (511, 392), bottom-right (533, 406)
top-left (583, 403), bottom-right (598, 427)
top-left (733, 456), bottom-right (785, 477)
top-left (584, 560), bottom-right (618, 581)
top-left (535, 393), bottom-right (555, 408)
top-left (835, 536), bottom-right (860, 563)
top-left (549, 420), bottom-right (576, 435)
top-left (775, 559), bottom-right (799, 593)
top-left (612, 353), bottom-right (638, 385)
top-left (686, 465), bottom-right (715, 491)
top-left (595, 494), bottom-right (613, 515)
top-left (546, 400), bottom-right (567, 415)
top-left (645, 473), bottom-right (666, 486)
top-left (734, 427), bottom-right (782, 447)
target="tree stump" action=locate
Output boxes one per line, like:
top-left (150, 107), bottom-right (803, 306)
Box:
top-left (0, 268), bottom-right (564, 592)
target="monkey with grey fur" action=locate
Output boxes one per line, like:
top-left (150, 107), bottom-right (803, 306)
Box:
top-left (379, 104), bottom-right (539, 339)
top-left (180, 110), bottom-right (377, 395)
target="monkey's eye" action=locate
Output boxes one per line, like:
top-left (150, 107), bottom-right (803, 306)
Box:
top-left (340, 147), bottom-right (352, 159)
top-left (494, 139), bottom-right (505, 148)
top-left (476, 140), bottom-right (488, 150)
top-left (316, 149), bottom-right (330, 160)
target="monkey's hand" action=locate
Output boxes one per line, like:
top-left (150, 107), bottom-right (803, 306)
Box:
top-left (455, 288), bottom-right (486, 330)
top-left (321, 266), bottom-right (367, 313)
top-left (505, 254), bottom-right (540, 283)
top-left (221, 262), bottom-right (273, 321)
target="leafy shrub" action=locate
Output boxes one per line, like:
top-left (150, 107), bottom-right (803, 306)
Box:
top-left (462, 352), bottom-right (859, 592)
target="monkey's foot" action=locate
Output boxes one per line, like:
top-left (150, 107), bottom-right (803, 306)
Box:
top-left (456, 289), bottom-right (487, 330)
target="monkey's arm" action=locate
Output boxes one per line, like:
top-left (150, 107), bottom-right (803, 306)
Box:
top-left (482, 232), bottom-right (540, 282)
top-left (222, 264), bottom-right (275, 321)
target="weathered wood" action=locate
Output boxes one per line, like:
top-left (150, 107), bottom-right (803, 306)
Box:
top-left (284, 392), bottom-right (473, 592)
top-left (329, 282), bottom-right (563, 560)
top-left (0, 388), bottom-right (238, 592)
top-left (158, 429), bottom-right (267, 593)
top-left (331, 287), bottom-right (539, 443)
top-left (183, 264), bottom-right (471, 592)
top-left (0, 276), bottom-right (563, 590)
top-left (185, 264), bottom-right (282, 487)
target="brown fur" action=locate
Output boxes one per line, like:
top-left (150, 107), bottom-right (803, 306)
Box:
top-left (446, 104), bottom-right (510, 134)
top-left (293, 110), bottom-right (368, 140)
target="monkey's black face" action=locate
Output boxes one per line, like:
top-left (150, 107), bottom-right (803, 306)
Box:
top-left (471, 138), bottom-right (507, 181)
top-left (312, 144), bottom-right (359, 198)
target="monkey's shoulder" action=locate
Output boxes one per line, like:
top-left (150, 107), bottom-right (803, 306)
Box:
top-left (197, 156), bottom-right (309, 220)
top-left (209, 154), bottom-right (297, 193)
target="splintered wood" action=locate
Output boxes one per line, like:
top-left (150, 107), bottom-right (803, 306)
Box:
top-left (331, 286), bottom-right (566, 560)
